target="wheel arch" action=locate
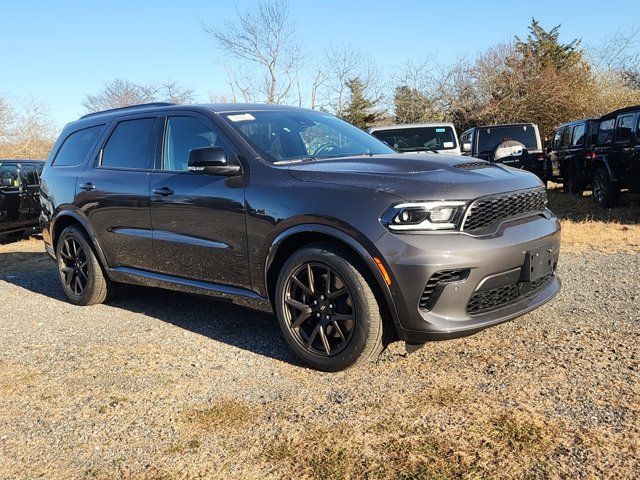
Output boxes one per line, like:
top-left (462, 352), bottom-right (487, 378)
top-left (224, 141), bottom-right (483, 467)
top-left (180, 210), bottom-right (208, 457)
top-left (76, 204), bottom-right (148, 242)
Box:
top-left (264, 224), bottom-right (401, 337)
top-left (51, 211), bottom-right (109, 269)
top-left (592, 155), bottom-right (618, 182)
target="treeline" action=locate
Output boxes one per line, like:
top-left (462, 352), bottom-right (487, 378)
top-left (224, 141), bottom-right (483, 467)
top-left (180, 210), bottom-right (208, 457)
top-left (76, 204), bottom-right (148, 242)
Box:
top-left (1, 0), bottom-right (639, 160)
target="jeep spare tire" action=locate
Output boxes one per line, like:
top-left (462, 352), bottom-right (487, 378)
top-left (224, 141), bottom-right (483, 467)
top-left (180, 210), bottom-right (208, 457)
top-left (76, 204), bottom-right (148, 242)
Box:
top-left (491, 140), bottom-right (526, 163)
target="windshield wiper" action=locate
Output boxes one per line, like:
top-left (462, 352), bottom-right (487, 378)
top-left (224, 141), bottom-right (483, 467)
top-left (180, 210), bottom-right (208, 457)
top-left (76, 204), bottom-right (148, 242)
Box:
top-left (398, 147), bottom-right (439, 153)
top-left (273, 156), bottom-right (318, 165)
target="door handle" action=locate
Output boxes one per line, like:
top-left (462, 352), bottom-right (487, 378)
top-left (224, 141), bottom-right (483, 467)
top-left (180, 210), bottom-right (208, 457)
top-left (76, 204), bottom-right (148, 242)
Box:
top-left (152, 187), bottom-right (175, 197)
top-left (79, 182), bottom-right (96, 191)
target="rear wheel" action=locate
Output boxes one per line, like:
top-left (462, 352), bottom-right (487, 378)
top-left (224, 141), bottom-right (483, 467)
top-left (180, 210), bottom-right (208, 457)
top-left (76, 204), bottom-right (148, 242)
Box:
top-left (592, 167), bottom-right (619, 208)
top-left (56, 225), bottom-right (110, 305)
top-left (275, 243), bottom-right (385, 371)
top-left (563, 164), bottom-right (583, 195)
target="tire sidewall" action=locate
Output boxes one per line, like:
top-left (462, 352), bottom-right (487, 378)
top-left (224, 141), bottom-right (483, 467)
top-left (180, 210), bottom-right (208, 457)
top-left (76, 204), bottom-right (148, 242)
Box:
top-left (56, 226), bottom-right (102, 305)
top-left (275, 246), bottom-right (377, 371)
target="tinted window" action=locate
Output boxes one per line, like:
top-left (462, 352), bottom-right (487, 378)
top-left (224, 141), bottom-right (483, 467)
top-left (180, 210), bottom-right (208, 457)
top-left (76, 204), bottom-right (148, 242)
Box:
top-left (571, 124), bottom-right (586, 146)
top-left (223, 110), bottom-right (393, 163)
top-left (560, 127), bottom-right (572, 148)
top-left (22, 166), bottom-right (38, 186)
top-left (552, 129), bottom-right (563, 149)
top-left (597, 118), bottom-right (615, 144)
top-left (615, 114), bottom-right (634, 142)
top-left (0, 164), bottom-right (19, 188)
top-left (476, 125), bottom-right (539, 154)
top-left (101, 118), bottom-right (155, 170)
top-left (164, 117), bottom-right (230, 171)
top-left (53, 125), bottom-right (103, 167)
top-left (371, 126), bottom-right (457, 152)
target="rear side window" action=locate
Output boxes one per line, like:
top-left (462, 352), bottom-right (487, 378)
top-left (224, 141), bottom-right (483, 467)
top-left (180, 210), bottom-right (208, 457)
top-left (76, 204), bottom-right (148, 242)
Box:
top-left (22, 166), bottom-right (38, 186)
top-left (53, 125), bottom-right (103, 167)
top-left (560, 127), bottom-right (572, 148)
top-left (571, 124), bottom-right (586, 146)
top-left (552, 129), bottom-right (563, 149)
top-left (597, 118), bottom-right (615, 144)
top-left (615, 114), bottom-right (634, 142)
top-left (101, 118), bottom-right (156, 170)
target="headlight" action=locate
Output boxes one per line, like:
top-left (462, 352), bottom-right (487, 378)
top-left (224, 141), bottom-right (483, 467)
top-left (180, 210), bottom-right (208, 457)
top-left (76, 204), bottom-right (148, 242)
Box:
top-left (382, 201), bottom-right (466, 231)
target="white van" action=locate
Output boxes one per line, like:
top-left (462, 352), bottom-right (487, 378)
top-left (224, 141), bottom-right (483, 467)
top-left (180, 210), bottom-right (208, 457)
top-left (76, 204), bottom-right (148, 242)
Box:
top-left (368, 123), bottom-right (461, 155)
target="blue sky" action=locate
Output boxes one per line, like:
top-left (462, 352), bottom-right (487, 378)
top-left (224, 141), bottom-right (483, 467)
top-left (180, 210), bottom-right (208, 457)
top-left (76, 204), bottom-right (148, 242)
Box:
top-left (1, 0), bottom-right (638, 128)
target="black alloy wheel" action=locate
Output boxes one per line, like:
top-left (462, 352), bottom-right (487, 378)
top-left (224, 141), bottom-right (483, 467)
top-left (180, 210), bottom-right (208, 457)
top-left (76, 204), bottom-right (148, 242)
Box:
top-left (56, 225), bottom-right (110, 305)
top-left (283, 262), bottom-right (355, 356)
top-left (58, 236), bottom-right (89, 296)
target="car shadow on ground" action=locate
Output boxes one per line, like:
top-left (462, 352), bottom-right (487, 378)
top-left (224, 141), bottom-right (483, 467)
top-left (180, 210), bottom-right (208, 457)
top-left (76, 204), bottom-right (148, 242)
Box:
top-left (0, 251), bottom-right (300, 366)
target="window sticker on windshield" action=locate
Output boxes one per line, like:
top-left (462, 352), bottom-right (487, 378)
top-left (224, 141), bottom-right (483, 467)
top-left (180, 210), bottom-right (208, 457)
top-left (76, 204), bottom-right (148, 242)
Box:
top-left (443, 141), bottom-right (454, 148)
top-left (436, 128), bottom-right (446, 132)
top-left (227, 113), bottom-right (255, 122)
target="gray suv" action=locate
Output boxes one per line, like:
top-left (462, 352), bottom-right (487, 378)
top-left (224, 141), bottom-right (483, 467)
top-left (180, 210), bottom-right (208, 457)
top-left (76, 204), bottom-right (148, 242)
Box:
top-left (40, 103), bottom-right (561, 371)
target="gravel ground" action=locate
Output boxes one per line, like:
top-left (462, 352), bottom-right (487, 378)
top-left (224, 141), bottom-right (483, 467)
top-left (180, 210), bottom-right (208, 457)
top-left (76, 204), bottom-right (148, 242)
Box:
top-left (0, 238), bottom-right (638, 479)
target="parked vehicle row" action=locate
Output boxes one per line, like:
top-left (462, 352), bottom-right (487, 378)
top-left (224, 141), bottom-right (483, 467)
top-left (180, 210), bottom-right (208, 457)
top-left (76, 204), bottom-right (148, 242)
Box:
top-left (39, 102), bottom-right (561, 371)
top-left (0, 159), bottom-right (44, 240)
top-left (548, 106), bottom-right (640, 207)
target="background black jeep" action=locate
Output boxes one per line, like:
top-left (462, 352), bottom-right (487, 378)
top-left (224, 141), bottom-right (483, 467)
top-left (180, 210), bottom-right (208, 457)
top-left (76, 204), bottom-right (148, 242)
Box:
top-left (547, 118), bottom-right (600, 195)
top-left (0, 160), bottom-right (44, 240)
top-left (591, 106), bottom-right (640, 207)
top-left (460, 123), bottom-right (550, 184)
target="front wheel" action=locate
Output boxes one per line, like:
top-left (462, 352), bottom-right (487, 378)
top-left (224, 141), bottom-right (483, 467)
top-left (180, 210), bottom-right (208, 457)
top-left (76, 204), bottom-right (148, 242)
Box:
top-left (56, 225), bottom-right (110, 305)
top-left (592, 167), bottom-right (619, 208)
top-left (275, 243), bottom-right (385, 371)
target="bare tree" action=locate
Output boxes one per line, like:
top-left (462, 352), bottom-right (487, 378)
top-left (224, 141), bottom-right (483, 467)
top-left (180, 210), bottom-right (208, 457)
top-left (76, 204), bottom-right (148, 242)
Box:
top-left (204, 0), bottom-right (301, 104)
top-left (82, 79), bottom-right (195, 113)
top-left (0, 98), bottom-right (56, 159)
top-left (0, 94), bottom-right (15, 144)
top-left (319, 44), bottom-right (385, 116)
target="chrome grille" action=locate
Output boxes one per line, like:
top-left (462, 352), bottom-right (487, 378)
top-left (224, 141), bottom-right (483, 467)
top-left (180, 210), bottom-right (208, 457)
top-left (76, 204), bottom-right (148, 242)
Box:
top-left (462, 188), bottom-right (547, 234)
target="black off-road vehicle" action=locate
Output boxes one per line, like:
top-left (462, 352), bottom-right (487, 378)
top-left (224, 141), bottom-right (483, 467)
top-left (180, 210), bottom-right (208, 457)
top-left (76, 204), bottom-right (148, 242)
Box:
top-left (0, 159), bottom-right (44, 240)
top-left (547, 119), bottom-right (600, 194)
top-left (591, 106), bottom-right (640, 207)
top-left (460, 123), bottom-right (551, 184)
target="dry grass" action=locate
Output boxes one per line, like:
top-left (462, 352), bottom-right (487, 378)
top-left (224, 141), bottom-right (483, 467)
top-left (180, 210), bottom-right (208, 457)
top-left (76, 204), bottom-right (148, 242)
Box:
top-left (547, 184), bottom-right (640, 253)
top-left (185, 398), bottom-right (258, 431)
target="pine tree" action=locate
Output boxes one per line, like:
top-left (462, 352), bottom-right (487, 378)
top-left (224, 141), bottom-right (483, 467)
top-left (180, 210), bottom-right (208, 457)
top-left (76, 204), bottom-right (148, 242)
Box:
top-left (342, 77), bottom-right (378, 128)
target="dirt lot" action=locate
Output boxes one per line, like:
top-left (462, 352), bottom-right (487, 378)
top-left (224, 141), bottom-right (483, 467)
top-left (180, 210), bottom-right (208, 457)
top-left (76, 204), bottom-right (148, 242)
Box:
top-left (1, 190), bottom-right (639, 479)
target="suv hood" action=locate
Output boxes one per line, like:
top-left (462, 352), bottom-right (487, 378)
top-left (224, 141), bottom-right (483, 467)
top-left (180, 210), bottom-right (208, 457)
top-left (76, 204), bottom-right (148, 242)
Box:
top-left (287, 153), bottom-right (543, 201)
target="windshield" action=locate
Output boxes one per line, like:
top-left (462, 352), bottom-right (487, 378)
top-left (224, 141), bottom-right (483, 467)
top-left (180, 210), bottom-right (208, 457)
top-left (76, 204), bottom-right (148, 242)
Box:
top-left (477, 125), bottom-right (539, 153)
top-left (0, 164), bottom-right (20, 189)
top-left (222, 110), bottom-right (394, 163)
top-left (371, 126), bottom-right (457, 152)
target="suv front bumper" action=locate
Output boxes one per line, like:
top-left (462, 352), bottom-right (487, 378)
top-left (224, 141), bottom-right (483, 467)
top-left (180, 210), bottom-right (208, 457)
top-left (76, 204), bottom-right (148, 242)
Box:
top-left (375, 211), bottom-right (561, 342)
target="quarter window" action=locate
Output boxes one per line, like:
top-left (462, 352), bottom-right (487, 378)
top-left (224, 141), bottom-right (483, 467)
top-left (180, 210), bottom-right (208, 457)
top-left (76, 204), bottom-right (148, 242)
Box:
top-left (571, 124), bottom-right (586, 146)
top-left (53, 125), bottom-right (104, 167)
top-left (22, 166), bottom-right (38, 186)
top-left (597, 118), bottom-right (615, 144)
top-left (615, 114), bottom-right (634, 142)
top-left (560, 127), bottom-right (572, 148)
top-left (101, 118), bottom-right (156, 170)
top-left (163, 117), bottom-right (229, 171)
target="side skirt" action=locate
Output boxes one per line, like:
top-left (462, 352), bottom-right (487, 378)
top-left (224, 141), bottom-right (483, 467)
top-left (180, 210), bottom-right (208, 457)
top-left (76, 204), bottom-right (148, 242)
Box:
top-left (107, 267), bottom-right (273, 313)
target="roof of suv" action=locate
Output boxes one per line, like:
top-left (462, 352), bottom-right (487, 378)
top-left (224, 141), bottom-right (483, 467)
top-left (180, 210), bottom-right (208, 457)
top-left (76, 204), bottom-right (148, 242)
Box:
top-left (600, 105), bottom-right (640, 120)
top-left (472, 123), bottom-right (538, 129)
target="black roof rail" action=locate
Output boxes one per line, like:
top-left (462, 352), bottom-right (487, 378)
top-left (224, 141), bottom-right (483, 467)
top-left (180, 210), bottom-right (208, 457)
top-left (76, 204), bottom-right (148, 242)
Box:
top-left (80, 102), bottom-right (176, 119)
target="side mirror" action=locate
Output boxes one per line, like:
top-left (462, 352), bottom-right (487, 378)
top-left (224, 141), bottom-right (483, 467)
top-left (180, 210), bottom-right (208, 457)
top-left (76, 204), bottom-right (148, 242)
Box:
top-left (188, 146), bottom-right (241, 176)
top-left (462, 142), bottom-right (471, 153)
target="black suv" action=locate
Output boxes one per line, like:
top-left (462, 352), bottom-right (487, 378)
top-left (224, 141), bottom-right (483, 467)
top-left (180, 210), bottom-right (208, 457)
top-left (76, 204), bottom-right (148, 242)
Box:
top-left (591, 106), bottom-right (640, 207)
top-left (1, 159), bottom-right (44, 240)
top-left (460, 123), bottom-right (551, 184)
top-left (40, 103), bottom-right (561, 371)
top-left (547, 118), bottom-right (600, 194)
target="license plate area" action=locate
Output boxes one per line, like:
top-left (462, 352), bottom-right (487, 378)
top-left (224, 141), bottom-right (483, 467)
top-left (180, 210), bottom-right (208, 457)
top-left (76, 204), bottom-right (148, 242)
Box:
top-left (522, 244), bottom-right (555, 282)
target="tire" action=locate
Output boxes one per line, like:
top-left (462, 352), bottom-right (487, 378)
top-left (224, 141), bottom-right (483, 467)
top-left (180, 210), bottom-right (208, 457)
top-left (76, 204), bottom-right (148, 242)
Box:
top-left (55, 225), bottom-right (110, 305)
top-left (592, 167), bottom-right (619, 208)
top-left (275, 243), bottom-right (385, 371)
top-left (563, 164), bottom-right (583, 195)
